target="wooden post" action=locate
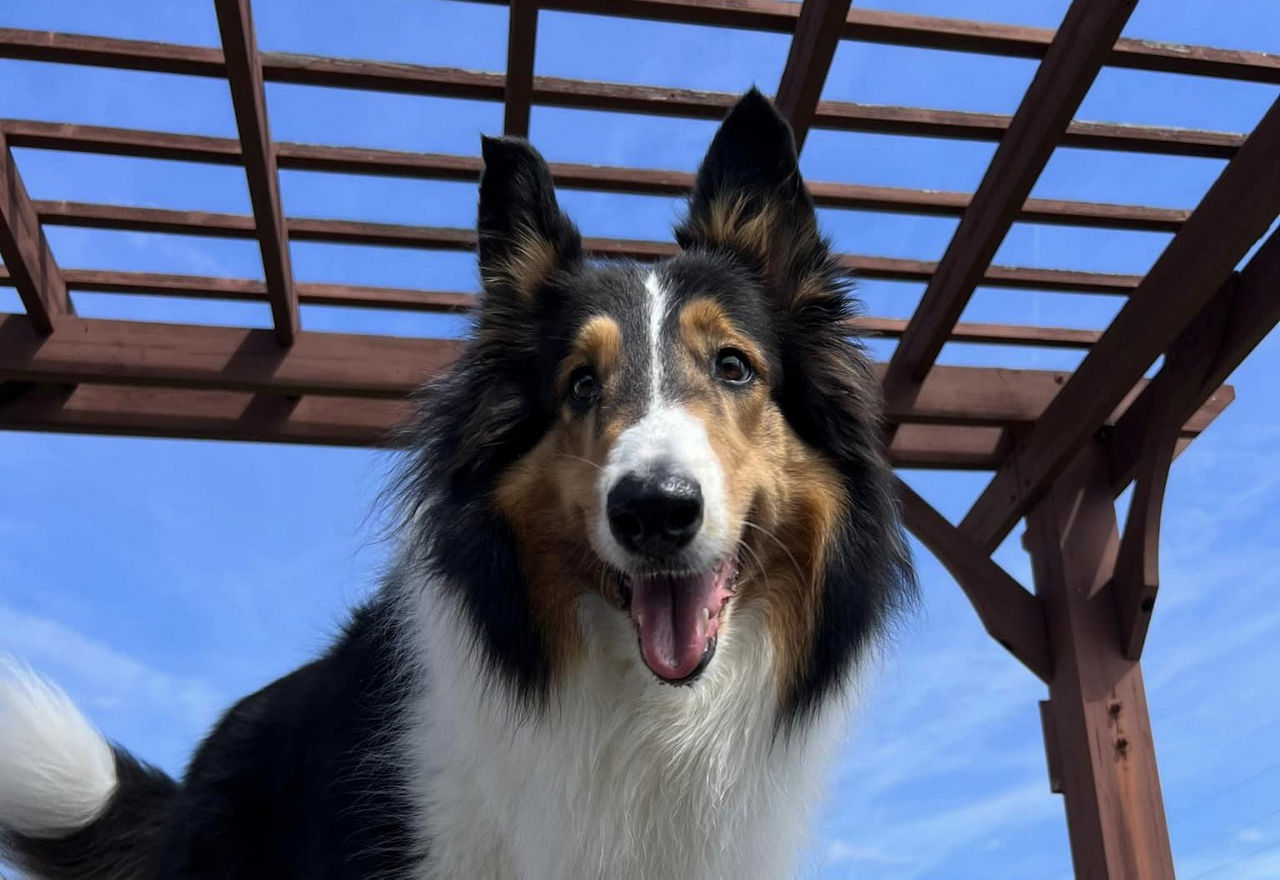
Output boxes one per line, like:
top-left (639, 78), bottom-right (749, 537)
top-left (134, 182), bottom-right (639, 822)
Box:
top-left (1025, 440), bottom-right (1175, 879)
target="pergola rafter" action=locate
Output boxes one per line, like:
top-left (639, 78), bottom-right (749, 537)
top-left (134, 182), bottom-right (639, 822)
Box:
top-left (1, 2), bottom-right (1277, 877)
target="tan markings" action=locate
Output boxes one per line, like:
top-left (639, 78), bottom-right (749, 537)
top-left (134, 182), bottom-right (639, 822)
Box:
top-left (676, 298), bottom-right (768, 383)
top-left (674, 297), bottom-right (844, 697)
top-left (481, 223), bottom-right (560, 296)
top-left (557, 315), bottom-right (624, 395)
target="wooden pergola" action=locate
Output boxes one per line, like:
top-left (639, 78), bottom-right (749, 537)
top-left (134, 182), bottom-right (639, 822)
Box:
top-left (1, 1), bottom-right (1278, 876)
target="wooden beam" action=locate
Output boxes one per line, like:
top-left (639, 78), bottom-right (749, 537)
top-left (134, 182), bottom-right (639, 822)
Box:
top-left (1109, 227), bottom-right (1280, 491)
top-left (453, 1), bottom-right (1280, 85)
top-left (504, 0), bottom-right (539, 137)
top-left (774, 0), bottom-right (850, 149)
top-left (1025, 442), bottom-right (1175, 879)
top-left (0, 312), bottom-right (1234, 440)
top-left (0, 130), bottom-right (71, 333)
top-left (963, 94), bottom-right (1280, 552)
top-left (896, 478), bottom-right (1051, 682)
top-left (0, 30), bottom-right (1249, 158)
top-left (28, 199), bottom-right (1144, 294)
top-left (213, 0), bottom-right (299, 346)
top-left (882, 0), bottom-right (1137, 412)
top-left (0, 313), bottom-right (461, 398)
top-left (6, 121), bottom-right (1190, 233)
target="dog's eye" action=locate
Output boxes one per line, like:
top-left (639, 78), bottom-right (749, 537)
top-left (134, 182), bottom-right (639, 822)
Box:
top-left (569, 367), bottom-right (600, 406)
top-left (713, 349), bottom-right (753, 385)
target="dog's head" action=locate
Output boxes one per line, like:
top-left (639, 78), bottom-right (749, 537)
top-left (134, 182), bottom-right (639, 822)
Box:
top-left (403, 89), bottom-right (913, 726)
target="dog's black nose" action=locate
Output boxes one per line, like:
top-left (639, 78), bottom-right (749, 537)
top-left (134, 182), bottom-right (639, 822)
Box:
top-left (607, 470), bottom-right (703, 557)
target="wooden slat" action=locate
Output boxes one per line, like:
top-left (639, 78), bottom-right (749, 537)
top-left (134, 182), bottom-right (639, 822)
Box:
top-left (0, 313), bottom-right (462, 398)
top-left (0, 29), bottom-right (1248, 158)
top-left (504, 0), bottom-right (540, 136)
top-left (8, 11), bottom-right (1280, 86)
top-left (883, 0), bottom-right (1137, 412)
top-left (460, 1), bottom-right (1280, 86)
top-left (897, 478), bottom-right (1051, 682)
top-left (963, 95), bottom-right (1280, 552)
top-left (213, 0), bottom-right (299, 346)
top-left (29, 200), bottom-right (1144, 294)
top-left (774, 0), bottom-right (850, 149)
top-left (856, 316), bottom-right (1100, 349)
top-left (0, 130), bottom-right (70, 333)
top-left (5, 120), bottom-right (1190, 232)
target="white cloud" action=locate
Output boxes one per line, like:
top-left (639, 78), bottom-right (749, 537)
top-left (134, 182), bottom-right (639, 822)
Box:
top-left (0, 601), bottom-right (224, 734)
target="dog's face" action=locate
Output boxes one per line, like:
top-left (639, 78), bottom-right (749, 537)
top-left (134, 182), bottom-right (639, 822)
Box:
top-left (408, 90), bottom-right (912, 723)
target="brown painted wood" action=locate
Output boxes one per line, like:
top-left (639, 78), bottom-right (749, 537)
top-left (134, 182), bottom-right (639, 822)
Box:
top-left (0, 30), bottom-right (1248, 158)
top-left (774, 0), bottom-right (851, 149)
top-left (1110, 227), bottom-right (1280, 492)
top-left (0, 313), bottom-right (462, 398)
top-left (0, 131), bottom-right (71, 334)
top-left (28, 199), bottom-right (1144, 294)
top-left (855, 316), bottom-right (1099, 348)
top-left (504, 0), bottom-right (540, 137)
top-left (464, 1), bottom-right (1280, 85)
top-left (0, 311), bottom-right (1233, 444)
top-left (5, 121), bottom-right (1189, 232)
top-left (1026, 442), bottom-right (1175, 880)
top-left (896, 477), bottom-right (1052, 682)
top-left (0, 383), bottom-right (410, 447)
top-left (963, 95), bottom-right (1280, 553)
top-left (883, 0), bottom-right (1137, 415)
top-left (214, 0), bottom-right (299, 346)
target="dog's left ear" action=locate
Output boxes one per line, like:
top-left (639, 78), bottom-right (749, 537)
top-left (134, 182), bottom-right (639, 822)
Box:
top-left (676, 88), bottom-right (836, 308)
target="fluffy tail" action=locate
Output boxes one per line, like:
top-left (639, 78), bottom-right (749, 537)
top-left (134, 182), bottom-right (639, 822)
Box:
top-left (0, 660), bottom-right (177, 880)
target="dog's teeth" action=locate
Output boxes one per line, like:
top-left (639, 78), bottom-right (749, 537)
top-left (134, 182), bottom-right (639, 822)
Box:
top-left (701, 607), bottom-right (710, 624)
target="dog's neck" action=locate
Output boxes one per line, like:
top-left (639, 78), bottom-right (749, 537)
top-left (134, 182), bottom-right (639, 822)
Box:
top-left (399, 577), bottom-right (844, 880)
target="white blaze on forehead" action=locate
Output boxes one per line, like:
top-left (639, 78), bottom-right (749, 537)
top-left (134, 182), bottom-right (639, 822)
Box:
top-left (591, 270), bottom-right (731, 569)
top-left (644, 270), bottom-right (667, 405)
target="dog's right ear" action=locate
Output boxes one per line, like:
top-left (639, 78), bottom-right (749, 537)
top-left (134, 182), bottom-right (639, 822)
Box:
top-left (477, 136), bottom-right (582, 300)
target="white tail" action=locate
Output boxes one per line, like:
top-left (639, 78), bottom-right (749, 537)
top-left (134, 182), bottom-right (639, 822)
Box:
top-left (0, 658), bottom-right (117, 838)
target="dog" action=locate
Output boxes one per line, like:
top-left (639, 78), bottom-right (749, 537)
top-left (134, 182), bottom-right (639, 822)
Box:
top-left (0, 89), bottom-right (914, 880)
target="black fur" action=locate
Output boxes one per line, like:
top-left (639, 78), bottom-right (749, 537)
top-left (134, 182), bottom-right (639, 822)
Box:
top-left (0, 89), bottom-right (914, 878)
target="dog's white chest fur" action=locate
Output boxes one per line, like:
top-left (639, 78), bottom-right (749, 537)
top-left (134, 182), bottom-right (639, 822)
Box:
top-left (403, 585), bottom-right (843, 880)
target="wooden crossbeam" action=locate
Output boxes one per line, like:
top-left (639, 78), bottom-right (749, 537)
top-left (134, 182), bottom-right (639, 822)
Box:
top-left (0, 130), bottom-right (71, 334)
top-left (25, 200), bottom-right (1142, 295)
top-left (213, 0), bottom-right (299, 346)
top-left (504, 0), bottom-right (540, 136)
top-left (0, 313), bottom-right (1233, 439)
top-left (896, 478), bottom-right (1051, 682)
top-left (882, 0), bottom-right (1137, 411)
top-left (0, 381), bottom-right (1228, 473)
top-left (0, 30), bottom-right (1248, 159)
top-left (4, 120), bottom-right (1189, 233)
top-left (774, 0), bottom-right (850, 149)
top-left (963, 95), bottom-right (1280, 552)
top-left (456, 1), bottom-right (1280, 85)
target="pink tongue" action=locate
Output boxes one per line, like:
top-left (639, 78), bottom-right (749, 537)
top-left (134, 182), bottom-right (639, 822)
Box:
top-left (628, 568), bottom-right (725, 681)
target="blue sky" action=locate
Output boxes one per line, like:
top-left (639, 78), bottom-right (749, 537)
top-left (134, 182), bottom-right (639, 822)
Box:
top-left (1, 1), bottom-right (1278, 877)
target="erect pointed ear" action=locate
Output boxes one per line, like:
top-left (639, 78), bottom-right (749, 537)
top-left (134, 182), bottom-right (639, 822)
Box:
top-left (675, 88), bottom-right (835, 308)
top-left (478, 136), bottom-right (582, 298)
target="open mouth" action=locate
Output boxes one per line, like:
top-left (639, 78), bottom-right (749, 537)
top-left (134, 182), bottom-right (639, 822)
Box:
top-left (617, 554), bottom-right (740, 685)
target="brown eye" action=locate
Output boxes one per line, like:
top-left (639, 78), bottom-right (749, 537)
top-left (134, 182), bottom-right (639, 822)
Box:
top-left (713, 349), bottom-right (753, 385)
top-left (569, 367), bottom-right (600, 406)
